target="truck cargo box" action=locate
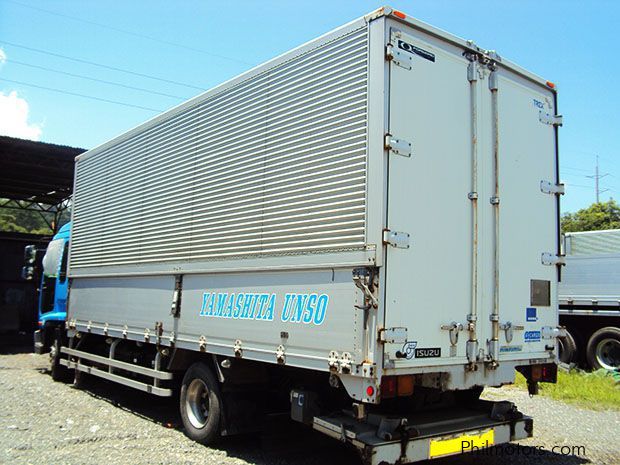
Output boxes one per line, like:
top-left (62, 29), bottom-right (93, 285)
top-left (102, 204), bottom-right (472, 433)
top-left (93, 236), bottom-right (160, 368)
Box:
top-left (560, 229), bottom-right (620, 308)
top-left (67, 6), bottom-right (562, 403)
top-left (557, 229), bottom-right (620, 370)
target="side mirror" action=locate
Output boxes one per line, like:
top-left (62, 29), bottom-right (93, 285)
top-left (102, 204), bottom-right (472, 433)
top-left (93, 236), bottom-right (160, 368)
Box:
top-left (24, 245), bottom-right (37, 265)
top-left (21, 265), bottom-right (34, 281)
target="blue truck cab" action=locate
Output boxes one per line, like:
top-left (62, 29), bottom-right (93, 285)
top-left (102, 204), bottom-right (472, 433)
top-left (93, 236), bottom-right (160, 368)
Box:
top-left (32, 222), bottom-right (70, 354)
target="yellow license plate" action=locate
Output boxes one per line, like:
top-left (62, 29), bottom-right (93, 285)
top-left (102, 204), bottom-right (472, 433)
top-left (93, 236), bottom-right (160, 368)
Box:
top-left (429, 429), bottom-right (494, 458)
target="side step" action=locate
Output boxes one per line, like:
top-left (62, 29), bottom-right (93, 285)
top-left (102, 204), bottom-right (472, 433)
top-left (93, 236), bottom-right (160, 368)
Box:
top-left (310, 401), bottom-right (532, 465)
top-left (60, 346), bottom-right (173, 397)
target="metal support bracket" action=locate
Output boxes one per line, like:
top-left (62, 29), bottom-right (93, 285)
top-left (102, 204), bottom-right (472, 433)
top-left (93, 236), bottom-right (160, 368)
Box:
top-left (539, 111), bottom-right (563, 126)
top-left (386, 43), bottom-right (413, 70)
top-left (540, 180), bottom-right (565, 195)
top-left (383, 229), bottom-right (410, 249)
top-left (384, 134), bottom-right (412, 157)
top-left (541, 326), bottom-right (567, 340)
top-left (352, 267), bottom-right (379, 309)
top-left (340, 352), bottom-right (352, 374)
top-left (170, 274), bottom-right (183, 317)
top-left (467, 60), bottom-right (479, 82)
top-left (276, 344), bottom-right (286, 365)
top-left (234, 339), bottom-right (243, 357)
top-left (541, 252), bottom-right (566, 266)
top-left (328, 350), bottom-right (339, 371)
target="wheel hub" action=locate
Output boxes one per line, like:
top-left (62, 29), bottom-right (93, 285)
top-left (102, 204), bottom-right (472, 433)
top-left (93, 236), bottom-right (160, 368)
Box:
top-left (186, 379), bottom-right (210, 429)
top-left (595, 338), bottom-right (620, 370)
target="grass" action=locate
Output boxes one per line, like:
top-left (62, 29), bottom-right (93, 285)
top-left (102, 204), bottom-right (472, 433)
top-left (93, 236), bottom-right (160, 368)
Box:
top-left (513, 369), bottom-right (620, 410)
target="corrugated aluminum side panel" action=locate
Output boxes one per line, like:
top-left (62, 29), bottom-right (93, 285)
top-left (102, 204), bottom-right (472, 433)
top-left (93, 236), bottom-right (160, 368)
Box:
top-left (566, 230), bottom-right (620, 256)
top-left (71, 27), bottom-right (369, 269)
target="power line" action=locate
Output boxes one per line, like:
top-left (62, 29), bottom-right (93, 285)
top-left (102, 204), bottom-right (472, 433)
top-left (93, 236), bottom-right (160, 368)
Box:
top-left (7, 59), bottom-right (187, 100)
top-left (562, 166), bottom-right (591, 173)
top-left (5, 0), bottom-right (253, 66)
top-left (0, 77), bottom-right (163, 112)
top-left (0, 40), bottom-right (207, 91)
top-left (565, 183), bottom-right (595, 189)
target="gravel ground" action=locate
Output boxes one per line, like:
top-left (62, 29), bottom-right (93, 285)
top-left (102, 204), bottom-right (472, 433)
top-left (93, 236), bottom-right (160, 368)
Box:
top-left (0, 350), bottom-right (618, 465)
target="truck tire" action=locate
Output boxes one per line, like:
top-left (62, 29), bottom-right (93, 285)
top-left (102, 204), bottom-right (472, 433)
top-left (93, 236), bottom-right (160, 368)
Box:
top-left (179, 362), bottom-right (222, 445)
top-left (558, 330), bottom-right (578, 364)
top-left (586, 327), bottom-right (620, 370)
top-left (50, 337), bottom-right (69, 382)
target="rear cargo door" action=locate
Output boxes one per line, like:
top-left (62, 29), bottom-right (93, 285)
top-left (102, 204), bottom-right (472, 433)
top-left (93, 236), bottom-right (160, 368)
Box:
top-left (383, 28), bottom-right (473, 367)
top-left (383, 25), bottom-right (561, 369)
top-left (492, 70), bottom-right (560, 362)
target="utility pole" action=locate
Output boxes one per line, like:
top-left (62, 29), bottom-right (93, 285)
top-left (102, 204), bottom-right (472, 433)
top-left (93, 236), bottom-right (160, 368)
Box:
top-left (586, 155), bottom-right (609, 203)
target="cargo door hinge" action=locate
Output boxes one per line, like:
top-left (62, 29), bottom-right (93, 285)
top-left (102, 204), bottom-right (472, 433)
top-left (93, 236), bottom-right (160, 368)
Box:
top-left (539, 111), bottom-right (563, 126)
top-left (383, 229), bottom-right (410, 249)
top-left (384, 134), bottom-right (412, 157)
top-left (541, 252), bottom-right (565, 266)
top-left (540, 180), bottom-right (565, 195)
top-left (386, 43), bottom-right (413, 70)
top-left (379, 327), bottom-right (408, 344)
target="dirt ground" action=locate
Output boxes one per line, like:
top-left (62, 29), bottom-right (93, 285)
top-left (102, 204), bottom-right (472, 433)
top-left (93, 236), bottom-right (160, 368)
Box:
top-left (0, 348), bottom-right (618, 465)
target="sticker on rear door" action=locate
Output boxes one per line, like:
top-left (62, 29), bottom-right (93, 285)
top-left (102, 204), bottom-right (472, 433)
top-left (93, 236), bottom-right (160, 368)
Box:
top-left (526, 307), bottom-right (538, 322)
top-left (524, 331), bottom-right (541, 343)
top-left (397, 40), bottom-right (436, 62)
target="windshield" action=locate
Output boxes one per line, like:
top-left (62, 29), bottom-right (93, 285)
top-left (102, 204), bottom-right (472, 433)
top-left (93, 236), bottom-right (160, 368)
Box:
top-left (42, 239), bottom-right (64, 277)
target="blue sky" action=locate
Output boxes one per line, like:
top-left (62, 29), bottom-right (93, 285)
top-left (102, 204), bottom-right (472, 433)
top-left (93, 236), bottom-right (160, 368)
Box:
top-left (0, 0), bottom-right (618, 213)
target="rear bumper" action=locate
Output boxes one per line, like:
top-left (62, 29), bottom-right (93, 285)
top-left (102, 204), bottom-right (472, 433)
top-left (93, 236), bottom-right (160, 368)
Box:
top-left (311, 400), bottom-right (532, 465)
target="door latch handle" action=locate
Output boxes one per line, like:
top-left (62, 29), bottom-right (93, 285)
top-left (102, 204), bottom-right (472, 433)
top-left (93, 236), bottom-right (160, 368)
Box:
top-left (440, 322), bottom-right (463, 346)
top-left (499, 321), bottom-right (524, 343)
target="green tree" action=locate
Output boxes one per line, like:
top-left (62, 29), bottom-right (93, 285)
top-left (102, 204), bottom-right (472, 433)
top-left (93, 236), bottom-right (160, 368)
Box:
top-left (0, 198), bottom-right (70, 235)
top-left (561, 199), bottom-right (620, 233)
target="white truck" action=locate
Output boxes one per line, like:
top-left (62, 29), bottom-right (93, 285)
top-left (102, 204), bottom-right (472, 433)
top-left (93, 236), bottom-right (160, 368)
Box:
top-left (52, 7), bottom-right (564, 463)
top-left (558, 229), bottom-right (620, 370)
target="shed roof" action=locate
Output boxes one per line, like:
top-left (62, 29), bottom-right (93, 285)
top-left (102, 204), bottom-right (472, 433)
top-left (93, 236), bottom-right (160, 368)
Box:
top-left (0, 135), bottom-right (85, 205)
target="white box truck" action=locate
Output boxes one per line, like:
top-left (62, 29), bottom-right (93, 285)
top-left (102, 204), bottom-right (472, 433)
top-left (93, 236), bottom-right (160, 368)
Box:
top-left (558, 229), bottom-right (620, 370)
top-left (52, 7), bottom-right (565, 463)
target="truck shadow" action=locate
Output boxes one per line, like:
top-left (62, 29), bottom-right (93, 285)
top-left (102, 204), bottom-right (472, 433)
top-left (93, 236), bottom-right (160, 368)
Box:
top-left (53, 373), bottom-right (591, 465)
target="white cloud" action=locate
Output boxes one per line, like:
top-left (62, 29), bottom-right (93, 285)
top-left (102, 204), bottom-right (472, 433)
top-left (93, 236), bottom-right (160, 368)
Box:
top-left (0, 48), bottom-right (6, 64)
top-left (0, 90), bottom-right (43, 140)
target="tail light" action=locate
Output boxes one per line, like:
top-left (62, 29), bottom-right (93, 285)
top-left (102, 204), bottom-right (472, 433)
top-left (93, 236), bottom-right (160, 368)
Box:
top-left (518, 363), bottom-right (557, 383)
top-left (381, 375), bottom-right (415, 398)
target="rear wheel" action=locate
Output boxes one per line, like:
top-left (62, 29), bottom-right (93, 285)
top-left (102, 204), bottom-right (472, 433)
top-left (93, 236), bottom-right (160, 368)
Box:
top-left (179, 362), bottom-right (222, 445)
top-left (558, 329), bottom-right (578, 364)
top-left (50, 335), bottom-right (70, 382)
top-left (586, 327), bottom-right (620, 370)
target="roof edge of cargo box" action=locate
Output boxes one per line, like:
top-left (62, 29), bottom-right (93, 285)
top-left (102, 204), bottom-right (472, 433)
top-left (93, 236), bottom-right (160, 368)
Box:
top-left (76, 5), bottom-right (557, 164)
top-left (378, 6), bottom-right (558, 92)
